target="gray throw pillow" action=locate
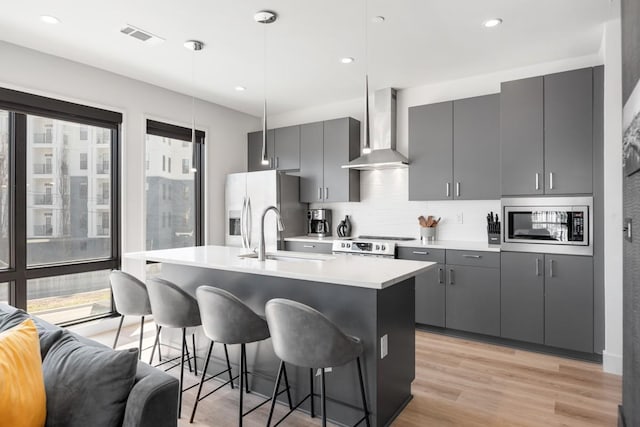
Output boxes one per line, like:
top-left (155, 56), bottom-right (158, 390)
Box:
top-left (0, 309), bottom-right (64, 359)
top-left (42, 332), bottom-right (138, 427)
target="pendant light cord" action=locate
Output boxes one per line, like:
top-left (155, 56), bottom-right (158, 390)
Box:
top-left (191, 48), bottom-right (196, 145)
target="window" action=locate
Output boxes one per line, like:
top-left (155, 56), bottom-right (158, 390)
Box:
top-left (0, 86), bottom-right (121, 325)
top-left (145, 120), bottom-right (203, 250)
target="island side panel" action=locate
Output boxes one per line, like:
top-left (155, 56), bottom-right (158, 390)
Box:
top-left (159, 263), bottom-right (395, 427)
top-left (376, 277), bottom-right (416, 425)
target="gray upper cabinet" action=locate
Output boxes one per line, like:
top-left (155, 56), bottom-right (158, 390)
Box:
top-left (500, 252), bottom-right (544, 344)
top-left (500, 76), bottom-right (544, 196)
top-left (299, 122), bottom-right (324, 203)
top-left (453, 94), bottom-right (500, 200)
top-left (544, 254), bottom-right (593, 353)
top-left (274, 125), bottom-right (300, 171)
top-left (299, 117), bottom-right (360, 203)
top-left (544, 68), bottom-right (593, 195)
top-left (248, 130), bottom-right (274, 172)
top-left (409, 102), bottom-right (454, 200)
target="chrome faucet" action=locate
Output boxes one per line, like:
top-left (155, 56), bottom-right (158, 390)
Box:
top-left (259, 206), bottom-right (285, 261)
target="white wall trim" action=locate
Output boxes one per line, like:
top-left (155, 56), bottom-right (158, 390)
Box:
top-left (603, 350), bottom-right (623, 375)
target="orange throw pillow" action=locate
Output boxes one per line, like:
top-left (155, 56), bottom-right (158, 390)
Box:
top-left (0, 318), bottom-right (46, 427)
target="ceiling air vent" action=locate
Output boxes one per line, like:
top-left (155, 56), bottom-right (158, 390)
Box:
top-left (120, 24), bottom-right (165, 45)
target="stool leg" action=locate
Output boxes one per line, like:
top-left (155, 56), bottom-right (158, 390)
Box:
top-left (189, 340), bottom-right (214, 423)
top-left (113, 315), bottom-right (124, 349)
top-left (138, 316), bottom-right (144, 360)
top-left (243, 346), bottom-right (250, 394)
top-left (282, 363), bottom-right (293, 410)
top-left (184, 331), bottom-right (193, 373)
top-left (192, 333), bottom-right (198, 376)
top-left (309, 368), bottom-right (315, 418)
top-left (157, 325), bottom-right (162, 362)
top-left (266, 360), bottom-right (284, 427)
top-left (223, 344), bottom-right (234, 390)
top-left (357, 357), bottom-right (370, 427)
top-left (321, 369), bottom-right (327, 427)
top-left (150, 325), bottom-right (162, 365)
top-left (239, 344), bottom-right (245, 427)
top-left (179, 328), bottom-right (186, 418)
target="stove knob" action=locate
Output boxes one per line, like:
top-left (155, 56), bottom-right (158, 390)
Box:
top-left (347, 243), bottom-right (351, 248)
top-left (381, 245), bottom-right (386, 251)
top-left (375, 244), bottom-right (380, 250)
top-left (341, 243), bottom-right (345, 248)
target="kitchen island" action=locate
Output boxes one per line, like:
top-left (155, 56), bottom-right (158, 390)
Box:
top-left (126, 245), bottom-right (435, 427)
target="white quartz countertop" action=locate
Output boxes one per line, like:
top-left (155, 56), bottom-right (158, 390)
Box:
top-left (284, 236), bottom-right (500, 252)
top-left (125, 245), bottom-right (436, 290)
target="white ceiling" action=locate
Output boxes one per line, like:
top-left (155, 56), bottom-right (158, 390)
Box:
top-left (0, 1), bottom-right (611, 116)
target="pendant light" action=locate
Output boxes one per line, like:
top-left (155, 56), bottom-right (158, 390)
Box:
top-left (184, 39), bottom-right (204, 149)
top-left (255, 10), bottom-right (277, 166)
top-left (362, 0), bottom-right (372, 154)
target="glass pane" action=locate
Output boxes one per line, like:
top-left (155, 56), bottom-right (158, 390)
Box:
top-left (0, 282), bottom-right (8, 304)
top-left (0, 111), bottom-right (10, 269)
top-left (27, 116), bottom-right (112, 266)
top-left (27, 270), bottom-right (111, 324)
top-left (145, 134), bottom-right (196, 250)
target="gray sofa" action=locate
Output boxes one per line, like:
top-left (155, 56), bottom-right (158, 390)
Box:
top-left (0, 303), bottom-right (179, 427)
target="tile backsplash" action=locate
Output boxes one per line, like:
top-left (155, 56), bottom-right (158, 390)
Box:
top-left (310, 168), bottom-right (500, 241)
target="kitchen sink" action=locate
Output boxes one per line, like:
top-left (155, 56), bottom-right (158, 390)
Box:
top-left (237, 252), bottom-right (333, 262)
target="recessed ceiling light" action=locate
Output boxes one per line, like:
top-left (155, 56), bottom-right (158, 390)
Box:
top-left (184, 40), bottom-right (204, 51)
top-left (341, 57), bottom-right (355, 64)
top-left (372, 16), bottom-right (385, 24)
top-left (483, 18), bottom-right (503, 28)
top-left (40, 15), bottom-right (60, 24)
top-left (235, 86), bottom-right (246, 92)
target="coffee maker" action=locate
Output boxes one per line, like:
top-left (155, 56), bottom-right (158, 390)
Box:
top-left (307, 209), bottom-right (332, 237)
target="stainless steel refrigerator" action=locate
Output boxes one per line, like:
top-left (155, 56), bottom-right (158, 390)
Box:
top-left (225, 170), bottom-right (307, 251)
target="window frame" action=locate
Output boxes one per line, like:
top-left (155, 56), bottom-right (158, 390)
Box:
top-left (0, 87), bottom-right (122, 325)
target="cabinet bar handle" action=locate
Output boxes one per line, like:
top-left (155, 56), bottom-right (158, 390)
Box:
top-left (303, 244), bottom-right (315, 248)
top-left (462, 254), bottom-right (481, 259)
top-left (535, 173), bottom-right (540, 190)
top-left (448, 269), bottom-right (454, 285)
top-left (275, 157), bottom-right (279, 169)
top-left (318, 187), bottom-right (322, 201)
top-left (446, 182), bottom-right (451, 197)
top-left (549, 259), bottom-right (554, 277)
top-left (549, 172), bottom-right (554, 190)
top-left (438, 267), bottom-right (444, 284)
top-left (412, 251), bottom-right (429, 255)
top-left (535, 258), bottom-right (540, 276)
top-left (324, 187), bottom-right (329, 200)
top-left (456, 182), bottom-right (460, 197)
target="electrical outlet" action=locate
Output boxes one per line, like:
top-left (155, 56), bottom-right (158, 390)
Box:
top-left (380, 334), bottom-right (388, 359)
top-left (456, 212), bottom-right (464, 224)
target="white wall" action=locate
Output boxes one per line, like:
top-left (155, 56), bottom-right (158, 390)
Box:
top-left (269, 54), bottom-right (602, 241)
top-left (600, 16), bottom-right (624, 375)
top-left (0, 40), bottom-right (258, 277)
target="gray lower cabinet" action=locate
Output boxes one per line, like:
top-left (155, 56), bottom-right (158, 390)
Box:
top-left (283, 240), bottom-right (333, 254)
top-left (299, 117), bottom-right (360, 203)
top-left (445, 264), bottom-right (500, 337)
top-left (248, 130), bottom-right (274, 172)
top-left (397, 248), bottom-right (446, 327)
top-left (500, 252), bottom-right (544, 344)
top-left (544, 254), bottom-right (594, 353)
top-left (544, 68), bottom-right (593, 195)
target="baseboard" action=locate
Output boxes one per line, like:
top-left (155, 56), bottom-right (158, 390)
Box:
top-left (603, 350), bottom-right (623, 375)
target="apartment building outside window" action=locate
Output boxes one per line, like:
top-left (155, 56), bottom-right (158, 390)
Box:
top-left (145, 119), bottom-right (203, 251)
top-left (0, 86), bottom-right (121, 325)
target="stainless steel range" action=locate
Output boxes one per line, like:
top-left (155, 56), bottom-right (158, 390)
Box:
top-left (331, 239), bottom-right (397, 258)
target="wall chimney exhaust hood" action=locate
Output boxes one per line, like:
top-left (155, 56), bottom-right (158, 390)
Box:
top-left (342, 87), bottom-right (409, 170)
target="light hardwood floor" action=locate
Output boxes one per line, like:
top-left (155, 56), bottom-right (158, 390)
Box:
top-left (89, 323), bottom-right (622, 426)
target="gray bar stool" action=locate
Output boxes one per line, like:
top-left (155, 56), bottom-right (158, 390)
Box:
top-left (191, 286), bottom-right (292, 426)
top-left (110, 270), bottom-right (156, 360)
top-left (147, 278), bottom-right (232, 418)
top-left (265, 298), bottom-right (370, 427)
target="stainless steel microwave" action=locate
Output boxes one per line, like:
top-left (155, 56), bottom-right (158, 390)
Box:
top-left (501, 196), bottom-right (593, 256)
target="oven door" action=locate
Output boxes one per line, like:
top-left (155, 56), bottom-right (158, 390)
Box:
top-left (501, 197), bottom-right (593, 255)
